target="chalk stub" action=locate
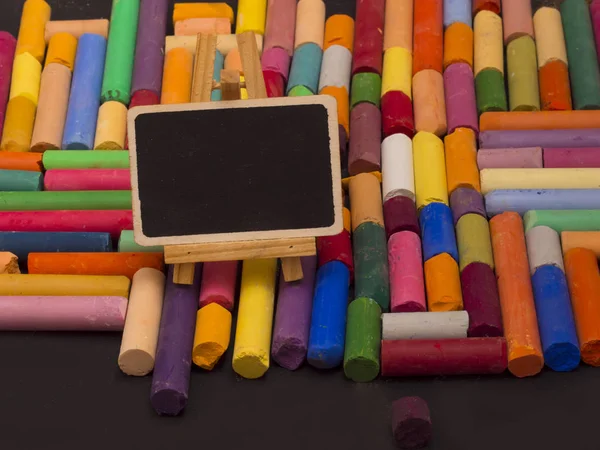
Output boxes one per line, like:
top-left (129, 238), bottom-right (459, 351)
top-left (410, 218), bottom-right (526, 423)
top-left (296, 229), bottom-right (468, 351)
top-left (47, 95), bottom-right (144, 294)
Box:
top-left (391, 396), bottom-right (432, 450)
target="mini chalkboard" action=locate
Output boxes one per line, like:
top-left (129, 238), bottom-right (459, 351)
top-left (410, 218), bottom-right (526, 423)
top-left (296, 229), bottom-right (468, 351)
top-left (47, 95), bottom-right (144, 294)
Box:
top-left (128, 95), bottom-right (342, 247)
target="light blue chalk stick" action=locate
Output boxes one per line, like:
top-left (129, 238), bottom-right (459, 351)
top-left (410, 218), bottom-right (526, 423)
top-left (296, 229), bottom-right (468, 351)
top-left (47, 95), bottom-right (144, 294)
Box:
top-left (485, 189), bottom-right (600, 217)
top-left (444, 0), bottom-right (472, 28)
top-left (211, 49), bottom-right (224, 101)
top-left (286, 43), bottom-right (323, 95)
top-left (0, 169), bottom-right (43, 191)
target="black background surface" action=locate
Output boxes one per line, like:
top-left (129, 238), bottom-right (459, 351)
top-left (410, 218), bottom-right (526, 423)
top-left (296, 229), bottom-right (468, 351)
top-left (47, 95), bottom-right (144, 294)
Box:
top-left (1, 1), bottom-right (598, 450)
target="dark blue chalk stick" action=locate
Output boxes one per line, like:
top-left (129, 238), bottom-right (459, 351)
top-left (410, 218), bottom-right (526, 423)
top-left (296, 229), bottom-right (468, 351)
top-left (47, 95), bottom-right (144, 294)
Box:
top-left (419, 202), bottom-right (459, 263)
top-left (286, 43), bottom-right (323, 95)
top-left (62, 34), bottom-right (107, 150)
top-left (532, 264), bottom-right (580, 372)
top-left (0, 231), bottom-right (112, 261)
top-left (485, 189), bottom-right (600, 217)
top-left (307, 260), bottom-right (350, 369)
top-left (0, 169), bottom-right (43, 191)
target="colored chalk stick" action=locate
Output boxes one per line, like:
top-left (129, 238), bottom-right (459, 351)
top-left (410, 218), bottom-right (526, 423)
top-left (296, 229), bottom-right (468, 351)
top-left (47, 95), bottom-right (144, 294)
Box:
top-left (477, 147), bottom-right (543, 169)
top-left (383, 0), bottom-right (413, 51)
top-left (0, 296), bottom-right (127, 331)
top-left (294, 0), bottom-right (325, 49)
top-left (480, 111), bottom-right (600, 131)
top-left (42, 150), bottom-right (129, 170)
top-left (524, 210), bottom-right (600, 233)
top-left (381, 90), bottom-right (415, 139)
top-left (485, 189), bottom-right (600, 217)
top-left (444, 127), bottom-right (480, 194)
top-left (262, 47), bottom-right (291, 81)
top-left (381, 337), bottom-right (508, 376)
top-left (449, 187), bottom-right (486, 224)
top-left (318, 45), bottom-right (350, 92)
top-left (94, 101), bottom-right (127, 150)
top-left (351, 73), bottom-right (381, 108)
top-left (45, 19), bottom-right (109, 42)
top-left (443, 22), bottom-right (474, 70)
top-left (164, 34), bottom-right (264, 57)
top-left (475, 68), bottom-right (508, 114)
top-left (198, 261), bottom-right (238, 310)
top-left (126, 90), bottom-right (159, 149)
top-left (474, 0), bottom-right (501, 14)
top-left (118, 268), bottom-right (165, 376)
top-left (352, 0), bottom-right (385, 75)
top-left (532, 265), bottom-right (580, 371)
top-left (353, 222), bottom-right (390, 311)
top-left (383, 194), bottom-right (420, 239)
top-left (0, 252), bottom-right (19, 274)
top-left (456, 214), bottom-right (494, 271)
top-left (490, 212), bottom-right (544, 377)
top-left (424, 252), bottom-right (463, 312)
top-left (561, 0), bottom-right (600, 110)
top-left (388, 231), bottom-right (426, 313)
top-left (392, 397), bottom-right (432, 450)
top-left (307, 261), bottom-right (350, 369)
top-left (539, 60), bottom-right (573, 111)
top-left (264, 0), bottom-right (297, 54)
top-left (151, 264), bottom-right (200, 416)
top-left (413, 69), bottom-right (447, 137)
top-left (28, 252), bottom-right (164, 280)
top-left (161, 48), bottom-right (193, 104)
top-left (16, 0), bottom-right (51, 63)
top-left (172, 3), bottom-right (234, 23)
top-left (343, 297), bottom-right (381, 382)
top-left (324, 14), bottom-right (354, 52)
top-left (9, 52), bottom-right (41, 106)
top-left (413, 0), bottom-right (443, 75)
top-left (561, 231), bottom-right (600, 257)
top-left (0, 231), bottom-right (111, 262)
top-left (0, 169), bottom-right (42, 191)
top-left (175, 17), bottom-right (231, 36)
top-left (316, 230), bottom-right (354, 279)
top-left (534, 7), bottom-right (570, 73)
top-left (544, 148), bottom-right (600, 168)
top-left (0, 274), bottom-right (130, 297)
top-left (480, 168), bottom-right (600, 194)
top-left (0, 96), bottom-right (36, 152)
top-left (381, 47), bottom-right (412, 99)
top-left (272, 256), bottom-right (317, 370)
top-left (413, 131), bottom-right (448, 209)
top-left (118, 230), bottom-right (163, 253)
top-left (44, 169), bottom-right (131, 191)
top-left (286, 43), bottom-right (322, 95)
top-left (0, 32), bottom-right (16, 140)
top-left (348, 103), bottom-right (382, 175)
top-left (444, 63), bottom-right (478, 135)
top-left (564, 248), bottom-right (600, 366)
top-left (474, 10), bottom-right (504, 77)
top-left (192, 302), bottom-right (231, 370)
top-left (232, 259), bottom-right (277, 379)
top-left (383, 310), bottom-right (468, 340)
top-left (480, 129), bottom-right (600, 149)
top-left (349, 172), bottom-right (384, 231)
top-left (101, 0), bottom-right (140, 104)
top-left (62, 34), bottom-right (107, 150)
top-left (287, 85), bottom-right (312, 97)
top-left (507, 36), bottom-right (540, 111)
top-left (444, 0), bottom-right (472, 27)
top-left (45, 32), bottom-right (77, 70)
top-left (0, 191), bottom-right (132, 211)
top-left (419, 202), bottom-right (459, 263)
top-left (382, 133), bottom-right (415, 202)
top-left (264, 70), bottom-right (285, 98)
top-left (461, 262), bottom-right (503, 337)
top-left (502, 0), bottom-right (534, 44)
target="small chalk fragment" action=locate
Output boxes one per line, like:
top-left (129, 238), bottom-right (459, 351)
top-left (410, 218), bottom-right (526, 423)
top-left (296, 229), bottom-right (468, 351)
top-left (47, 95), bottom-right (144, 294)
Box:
top-left (391, 396), bottom-right (432, 450)
top-left (0, 252), bottom-right (20, 274)
top-left (383, 194), bottom-right (420, 240)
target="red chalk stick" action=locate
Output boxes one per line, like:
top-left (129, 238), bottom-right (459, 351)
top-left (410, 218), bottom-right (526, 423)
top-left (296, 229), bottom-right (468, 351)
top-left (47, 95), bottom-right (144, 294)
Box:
top-left (352, 0), bottom-right (385, 75)
top-left (461, 262), bottom-right (504, 337)
top-left (44, 169), bottom-right (131, 191)
top-left (381, 90), bottom-right (415, 139)
top-left (316, 229), bottom-right (354, 280)
top-left (126, 89), bottom-right (160, 150)
top-left (383, 194), bottom-right (420, 239)
top-left (263, 70), bottom-right (285, 98)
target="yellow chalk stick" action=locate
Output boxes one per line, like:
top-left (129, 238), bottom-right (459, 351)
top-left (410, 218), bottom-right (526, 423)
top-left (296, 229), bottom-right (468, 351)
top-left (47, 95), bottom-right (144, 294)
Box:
top-left (192, 303), bottom-right (232, 370)
top-left (0, 274), bottom-right (131, 297)
top-left (94, 101), bottom-right (127, 150)
top-left (480, 168), bottom-right (600, 195)
top-left (165, 34), bottom-right (263, 57)
top-left (0, 96), bottom-right (36, 152)
top-left (45, 32), bottom-right (78, 71)
top-left (10, 52), bottom-right (42, 106)
top-left (16, 0), bottom-right (51, 63)
top-left (474, 10), bottom-right (504, 77)
top-left (232, 258), bottom-right (277, 379)
top-left (235, 0), bottom-right (267, 35)
top-left (413, 131), bottom-right (449, 209)
top-left (173, 3), bottom-right (235, 24)
top-left (381, 47), bottom-right (412, 98)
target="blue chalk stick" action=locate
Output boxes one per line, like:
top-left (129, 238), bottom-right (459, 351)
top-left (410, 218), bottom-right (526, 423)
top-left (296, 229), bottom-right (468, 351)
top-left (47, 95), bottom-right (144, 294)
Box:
top-left (211, 49), bottom-right (224, 101)
top-left (0, 231), bottom-right (112, 262)
top-left (62, 34), bottom-right (107, 150)
top-left (307, 261), bottom-right (350, 369)
top-left (532, 265), bottom-right (580, 372)
top-left (286, 43), bottom-right (323, 95)
top-left (0, 169), bottom-right (43, 191)
top-left (444, 0), bottom-right (472, 28)
top-left (419, 202), bottom-right (459, 262)
top-left (485, 189), bottom-right (600, 217)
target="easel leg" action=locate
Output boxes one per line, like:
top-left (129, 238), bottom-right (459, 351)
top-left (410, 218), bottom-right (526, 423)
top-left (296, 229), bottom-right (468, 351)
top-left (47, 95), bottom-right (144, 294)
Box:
top-left (173, 263), bottom-right (196, 284)
top-left (281, 256), bottom-right (304, 282)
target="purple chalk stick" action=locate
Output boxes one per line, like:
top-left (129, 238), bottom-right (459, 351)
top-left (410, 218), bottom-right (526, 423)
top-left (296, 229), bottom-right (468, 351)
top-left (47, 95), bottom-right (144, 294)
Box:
top-left (150, 264), bottom-right (201, 416)
top-left (449, 187), bottom-right (486, 225)
top-left (477, 147), bottom-right (543, 169)
top-left (461, 262), bottom-right (503, 337)
top-left (543, 147), bottom-right (600, 168)
top-left (383, 194), bottom-right (420, 240)
top-left (131, 0), bottom-right (168, 96)
top-left (272, 256), bottom-right (317, 370)
top-left (444, 63), bottom-right (479, 135)
top-left (0, 32), bottom-right (16, 139)
top-left (479, 129), bottom-right (600, 149)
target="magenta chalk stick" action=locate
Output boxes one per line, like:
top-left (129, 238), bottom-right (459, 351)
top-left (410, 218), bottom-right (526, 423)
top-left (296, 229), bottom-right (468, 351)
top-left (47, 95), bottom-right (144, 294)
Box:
top-left (261, 47), bottom-right (291, 81)
top-left (444, 62), bottom-right (479, 135)
top-left (477, 147), bottom-right (543, 169)
top-left (461, 262), bottom-right (504, 337)
top-left (198, 260), bottom-right (239, 310)
top-left (381, 90), bottom-right (415, 139)
top-left (383, 194), bottom-right (420, 239)
top-left (543, 147), bottom-right (600, 168)
top-left (44, 169), bottom-right (131, 191)
top-left (348, 102), bottom-right (382, 175)
top-left (352, 0), bottom-right (385, 75)
top-left (0, 296), bottom-right (127, 331)
top-left (264, 0), bottom-right (297, 55)
top-left (0, 32), bottom-right (17, 139)
top-left (388, 231), bottom-right (426, 313)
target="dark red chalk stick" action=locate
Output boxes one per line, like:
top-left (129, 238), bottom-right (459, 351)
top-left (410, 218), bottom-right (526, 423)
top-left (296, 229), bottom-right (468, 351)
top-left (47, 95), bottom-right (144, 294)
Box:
top-left (383, 194), bottom-right (420, 240)
top-left (381, 90), bottom-right (415, 139)
top-left (126, 89), bottom-right (160, 150)
top-left (352, 0), bottom-right (385, 75)
top-left (461, 262), bottom-right (504, 337)
top-left (392, 396), bottom-right (432, 450)
top-left (316, 229), bottom-right (354, 281)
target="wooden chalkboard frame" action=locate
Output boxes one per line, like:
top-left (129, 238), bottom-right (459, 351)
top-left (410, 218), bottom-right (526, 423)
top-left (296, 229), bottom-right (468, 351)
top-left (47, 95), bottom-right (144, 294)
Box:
top-left (128, 95), bottom-right (342, 247)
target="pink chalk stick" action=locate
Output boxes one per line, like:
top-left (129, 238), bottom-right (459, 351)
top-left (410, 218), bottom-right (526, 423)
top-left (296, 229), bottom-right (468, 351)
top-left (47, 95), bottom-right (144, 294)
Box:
top-left (198, 260), bottom-right (239, 310)
top-left (261, 47), bottom-right (291, 81)
top-left (44, 169), bottom-right (131, 191)
top-left (388, 231), bottom-right (426, 313)
top-left (0, 210), bottom-right (132, 239)
top-left (476, 147), bottom-right (543, 169)
top-left (543, 147), bottom-right (600, 168)
top-left (0, 296), bottom-right (127, 331)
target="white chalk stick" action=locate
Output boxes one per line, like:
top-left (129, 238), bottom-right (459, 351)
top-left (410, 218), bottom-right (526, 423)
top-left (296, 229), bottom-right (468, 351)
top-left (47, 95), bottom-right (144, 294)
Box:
top-left (318, 45), bottom-right (352, 93)
top-left (382, 133), bottom-right (415, 202)
top-left (382, 311), bottom-right (469, 340)
top-left (525, 225), bottom-right (564, 275)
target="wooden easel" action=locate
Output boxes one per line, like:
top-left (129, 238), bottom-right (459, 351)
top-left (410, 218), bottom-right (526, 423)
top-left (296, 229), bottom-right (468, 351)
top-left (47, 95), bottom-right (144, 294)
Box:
top-left (170, 32), bottom-right (314, 285)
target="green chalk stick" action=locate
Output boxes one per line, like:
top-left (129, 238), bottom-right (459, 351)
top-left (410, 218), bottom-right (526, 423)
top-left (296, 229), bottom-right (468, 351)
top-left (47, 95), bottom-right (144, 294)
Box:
top-left (118, 230), bottom-right (164, 253)
top-left (353, 221), bottom-right (390, 311)
top-left (560, 0), bottom-right (600, 110)
top-left (351, 73), bottom-right (382, 108)
top-left (524, 210), bottom-right (600, 233)
top-left (101, 0), bottom-right (140, 105)
top-left (343, 297), bottom-right (382, 382)
top-left (42, 151), bottom-right (130, 169)
top-left (475, 68), bottom-right (508, 115)
top-left (0, 169), bottom-right (43, 191)
top-left (287, 85), bottom-right (313, 97)
top-left (0, 191), bottom-right (132, 211)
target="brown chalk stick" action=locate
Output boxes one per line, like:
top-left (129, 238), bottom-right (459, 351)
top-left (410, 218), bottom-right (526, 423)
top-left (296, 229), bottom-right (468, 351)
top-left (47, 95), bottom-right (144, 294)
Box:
top-left (349, 172), bottom-right (384, 231)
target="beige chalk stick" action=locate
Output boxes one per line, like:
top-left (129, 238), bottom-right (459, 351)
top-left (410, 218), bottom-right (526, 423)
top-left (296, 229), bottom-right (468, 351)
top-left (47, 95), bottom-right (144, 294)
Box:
top-left (94, 101), bottom-right (127, 150)
top-left (526, 225), bottom-right (564, 275)
top-left (561, 231), bottom-right (600, 258)
top-left (533, 7), bottom-right (568, 68)
top-left (165, 34), bottom-right (263, 57)
top-left (294, 0), bottom-right (326, 49)
top-left (174, 18), bottom-right (231, 36)
top-left (474, 10), bottom-right (504, 76)
top-left (0, 252), bottom-right (20, 274)
top-left (45, 19), bottom-right (110, 42)
top-left (383, 0), bottom-right (413, 51)
top-left (413, 69), bottom-right (447, 137)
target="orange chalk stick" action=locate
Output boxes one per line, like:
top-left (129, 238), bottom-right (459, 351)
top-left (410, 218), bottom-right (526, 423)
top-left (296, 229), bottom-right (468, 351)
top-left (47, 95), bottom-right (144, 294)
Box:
top-left (424, 252), bottom-right (463, 312)
top-left (161, 48), bottom-right (193, 105)
top-left (174, 18), bottom-right (231, 36)
top-left (383, 0), bottom-right (413, 51)
top-left (324, 14), bottom-right (354, 52)
top-left (561, 232), bottom-right (600, 258)
top-left (413, 0), bottom-right (443, 75)
top-left (28, 252), bottom-right (164, 280)
top-left (539, 60), bottom-right (573, 112)
top-left (443, 22), bottom-right (473, 70)
top-left (319, 86), bottom-right (349, 135)
top-left (444, 127), bottom-right (480, 194)
top-left (564, 248), bottom-right (600, 366)
top-left (473, 0), bottom-right (501, 15)
top-left (479, 110), bottom-right (600, 131)
top-left (0, 151), bottom-right (43, 171)
top-left (490, 212), bottom-right (543, 377)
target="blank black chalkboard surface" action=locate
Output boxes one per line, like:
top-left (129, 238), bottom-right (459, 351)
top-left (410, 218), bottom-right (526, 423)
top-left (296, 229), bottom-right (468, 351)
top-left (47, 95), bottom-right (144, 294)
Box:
top-left (129, 96), bottom-right (342, 246)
